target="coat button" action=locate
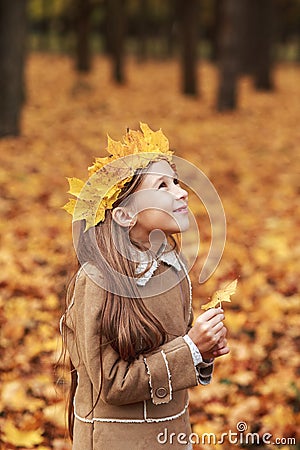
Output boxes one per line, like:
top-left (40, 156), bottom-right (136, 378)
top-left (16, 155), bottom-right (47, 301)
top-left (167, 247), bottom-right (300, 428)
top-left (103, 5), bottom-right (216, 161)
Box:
top-left (155, 387), bottom-right (167, 398)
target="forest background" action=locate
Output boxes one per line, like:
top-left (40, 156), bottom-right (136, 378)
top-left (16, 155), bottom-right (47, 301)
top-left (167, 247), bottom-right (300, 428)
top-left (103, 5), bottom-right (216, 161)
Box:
top-left (0, 0), bottom-right (299, 449)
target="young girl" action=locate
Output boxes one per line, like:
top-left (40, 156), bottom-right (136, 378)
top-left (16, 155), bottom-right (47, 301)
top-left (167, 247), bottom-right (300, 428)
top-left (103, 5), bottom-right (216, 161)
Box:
top-left (61, 123), bottom-right (229, 450)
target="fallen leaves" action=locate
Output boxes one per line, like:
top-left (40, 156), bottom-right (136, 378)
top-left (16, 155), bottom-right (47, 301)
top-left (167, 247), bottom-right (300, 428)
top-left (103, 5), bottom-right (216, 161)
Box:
top-left (0, 54), bottom-right (299, 449)
top-left (2, 422), bottom-right (44, 447)
top-left (1, 381), bottom-right (44, 412)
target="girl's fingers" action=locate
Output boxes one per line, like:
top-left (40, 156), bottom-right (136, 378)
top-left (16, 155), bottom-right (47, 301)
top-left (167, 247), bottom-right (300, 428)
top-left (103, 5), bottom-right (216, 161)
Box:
top-left (213, 346), bottom-right (230, 357)
top-left (215, 338), bottom-right (227, 350)
top-left (215, 328), bottom-right (226, 344)
top-left (204, 322), bottom-right (227, 346)
top-left (209, 313), bottom-right (225, 327)
top-left (206, 322), bottom-right (226, 344)
top-left (212, 321), bottom-right (225, 335)
top-left (190, 309), bottom-right (227, 353)
top-left (196, 313), bottom-right (225, 334)
top-left (196, 308), bottom-right (223, 323)
top-left (203, 326), bottom-right (225, 349)
top-left (211, 337), bottom-right (227, 349)
top-left (221, 327), bottom-right (227, 337)
top-left (215, 327), bottom-right (227, 341)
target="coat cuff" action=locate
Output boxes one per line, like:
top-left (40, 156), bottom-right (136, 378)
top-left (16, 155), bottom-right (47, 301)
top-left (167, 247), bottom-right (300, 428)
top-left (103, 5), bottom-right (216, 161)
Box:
top-left (143, 337), bottom-right (198, 405)
top-left (182, 335), bottom-right (215, 386)
top-left (196, 359), bottom-right (214, 385)
top-left (144, 350), bottom-right (172, 405)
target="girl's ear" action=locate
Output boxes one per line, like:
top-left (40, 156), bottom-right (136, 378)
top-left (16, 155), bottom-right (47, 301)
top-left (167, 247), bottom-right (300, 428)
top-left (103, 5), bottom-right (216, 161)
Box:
top-left (112, 207), bottom-right (136, 228)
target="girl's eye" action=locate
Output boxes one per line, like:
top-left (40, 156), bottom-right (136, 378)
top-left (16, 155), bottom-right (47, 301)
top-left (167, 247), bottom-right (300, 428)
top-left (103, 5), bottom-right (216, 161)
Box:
top-left (158, 181), bottom-right (167, 189)
top-left (158, 178), bottom-right (179, 189)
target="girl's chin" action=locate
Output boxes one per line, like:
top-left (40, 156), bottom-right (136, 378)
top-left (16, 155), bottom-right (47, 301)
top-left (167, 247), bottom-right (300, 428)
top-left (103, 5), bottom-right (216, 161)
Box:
top-left (171, 223), bottom-right (190, 234)
top-left (178, 225), bottom-right (190, 233)
top-left (177, 217), bottom-right (190, 233)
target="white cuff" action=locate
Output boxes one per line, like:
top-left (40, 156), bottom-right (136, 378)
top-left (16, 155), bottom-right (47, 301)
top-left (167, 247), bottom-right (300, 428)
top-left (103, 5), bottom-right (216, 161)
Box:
top-left (183, 334), bottom-right (203, 366)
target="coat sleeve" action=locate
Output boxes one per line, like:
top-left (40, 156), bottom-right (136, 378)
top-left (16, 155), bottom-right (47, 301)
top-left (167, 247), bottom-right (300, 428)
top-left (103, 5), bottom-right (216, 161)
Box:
top-left (64, 264), bottom-right (199, 407)
top-left (184, 287), bottom-right (214, 385)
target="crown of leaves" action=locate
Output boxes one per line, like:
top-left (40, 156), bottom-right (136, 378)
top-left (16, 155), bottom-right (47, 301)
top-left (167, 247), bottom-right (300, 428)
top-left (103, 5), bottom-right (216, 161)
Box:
top-left (62, 122), bottom-right (173, 231)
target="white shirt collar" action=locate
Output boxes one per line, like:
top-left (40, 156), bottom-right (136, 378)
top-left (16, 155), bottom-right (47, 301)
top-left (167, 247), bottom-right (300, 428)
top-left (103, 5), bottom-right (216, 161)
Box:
top-left (132, 243), bottom-right (182, 286)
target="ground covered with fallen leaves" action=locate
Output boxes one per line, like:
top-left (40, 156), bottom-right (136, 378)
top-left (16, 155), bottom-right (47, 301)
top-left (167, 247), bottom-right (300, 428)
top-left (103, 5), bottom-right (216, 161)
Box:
top-left (0, 54), bottom-right (299, 449)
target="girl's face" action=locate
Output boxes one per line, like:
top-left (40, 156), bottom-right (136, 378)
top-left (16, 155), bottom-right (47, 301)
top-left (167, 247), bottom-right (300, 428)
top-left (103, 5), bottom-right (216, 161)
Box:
top-left (128, 160), bottom-right (189, 244)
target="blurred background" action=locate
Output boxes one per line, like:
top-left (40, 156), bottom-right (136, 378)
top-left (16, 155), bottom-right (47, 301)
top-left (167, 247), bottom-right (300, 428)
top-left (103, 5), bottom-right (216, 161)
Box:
top-left (0, 0), bottom-right (299, 449)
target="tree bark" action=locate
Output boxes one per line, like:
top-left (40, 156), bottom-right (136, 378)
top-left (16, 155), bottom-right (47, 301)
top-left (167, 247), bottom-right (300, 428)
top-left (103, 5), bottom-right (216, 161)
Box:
top-left (39, 0), bottom-right (51, 51)
top-left (217, 0), bottom-right (244, 111)
top-left (211, 0), bottom-right (222, 62)
top-left (136, 0), bottom-right (148, 62)
top-left (165, 0), bottom-right (177, 59)
top-left (253, 0), bottom-right (275, 90)
top-left (74, 0), bottom-right (92, 72)
top-left (238, 0), bottom-right (256, 75)
top-left (177, 0), bottom-right (199, 96)
top-left (106, 0), bottom-right (126, 84)
top-left (0, 0), bottom-right (27, 137)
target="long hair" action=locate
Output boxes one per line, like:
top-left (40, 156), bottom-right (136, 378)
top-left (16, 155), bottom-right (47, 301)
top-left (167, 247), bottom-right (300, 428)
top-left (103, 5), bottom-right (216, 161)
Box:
top-left (61, 163), bottom-right (179, 440)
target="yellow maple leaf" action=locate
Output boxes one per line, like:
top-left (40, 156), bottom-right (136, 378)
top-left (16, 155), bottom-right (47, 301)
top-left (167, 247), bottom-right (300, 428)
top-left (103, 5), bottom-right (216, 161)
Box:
top-left (62, 123), bottom-right (174, 230)
top-left (140, 122), bottom-right (170, 154)
top-left (66, 177), bottom-right (84, 197)
top-left (88, 155), bottom-right (113, 175)
top-left (61, 198), bottom-right (76, 215)
top-left (94, 203), bottom-right (106, 225)
top-left (201, 279), bottom-right (238, 310)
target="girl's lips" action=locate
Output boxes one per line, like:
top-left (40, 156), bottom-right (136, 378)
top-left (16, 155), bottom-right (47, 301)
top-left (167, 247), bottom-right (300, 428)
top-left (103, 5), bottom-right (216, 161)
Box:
top-left (173, 205), bottom-right (188, 214)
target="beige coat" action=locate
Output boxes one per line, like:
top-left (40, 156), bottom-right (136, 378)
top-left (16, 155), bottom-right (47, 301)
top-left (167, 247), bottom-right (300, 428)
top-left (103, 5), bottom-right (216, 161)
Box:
top-left (62, 256), bottom-right (213, 450)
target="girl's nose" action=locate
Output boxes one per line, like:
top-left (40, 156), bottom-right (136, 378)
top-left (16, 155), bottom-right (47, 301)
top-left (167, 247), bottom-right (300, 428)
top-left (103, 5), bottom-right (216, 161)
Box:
top-left (173, 184), bottom-right (188, 201)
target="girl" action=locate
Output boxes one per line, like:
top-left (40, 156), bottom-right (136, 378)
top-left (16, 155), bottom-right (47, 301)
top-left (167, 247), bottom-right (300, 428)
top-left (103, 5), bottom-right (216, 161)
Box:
top-left (61, 123), bottom-right (229, 450)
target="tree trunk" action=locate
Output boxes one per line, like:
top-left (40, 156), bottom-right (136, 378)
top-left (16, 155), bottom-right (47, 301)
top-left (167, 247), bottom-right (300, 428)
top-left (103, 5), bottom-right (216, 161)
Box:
top-left (106, 0), bottom-right (126, 84)
top-left (165, 0), bottom-right (177, 59)
top-left (40, 0), bottom-right (51, 51)
top-left (210, 0), bottom-right (222, 62)
top-left (177, 0), bottom-right (199, 96)
top-left (217, 0), bottom-right (244, 111)
top-left (136, 0), bottom-right (148, 62)
top-left (0, 0), bottom-right (27, 137)
top-left (74, 0), bottom-right (92, 72)
top-left (253, 0), bottom-right (275, 90)
top-left (238, 0), bottom-right (256, 75)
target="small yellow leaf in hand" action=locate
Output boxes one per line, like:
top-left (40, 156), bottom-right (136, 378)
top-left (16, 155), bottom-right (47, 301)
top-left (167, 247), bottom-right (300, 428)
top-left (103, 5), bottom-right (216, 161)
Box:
top-left (201, 279), bottom-right (238, 310)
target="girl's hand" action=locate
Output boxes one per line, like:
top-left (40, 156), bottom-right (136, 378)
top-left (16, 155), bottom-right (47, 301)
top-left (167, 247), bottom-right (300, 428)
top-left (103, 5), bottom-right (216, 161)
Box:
top-left (202, 328), bottom-right (230, 360)
top-left (188, 308), bottom-right (225, 355)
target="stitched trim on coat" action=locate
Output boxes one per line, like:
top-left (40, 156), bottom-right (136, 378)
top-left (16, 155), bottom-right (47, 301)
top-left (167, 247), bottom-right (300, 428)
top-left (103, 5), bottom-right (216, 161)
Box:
top-left (59, 263), bottom-right (88, 335)
top-left (74, 400), bottom-right (189, 424)
top-left (179, 262), bottom-right (215, 386)
top-left (180, 261), bottom-right (193, 325)
top-left (161, 350), bottom-right (172, 401)
top-left (143, 357), bottom-right (154, 402)
top-left (177, 260), bottom-right (201, 383)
